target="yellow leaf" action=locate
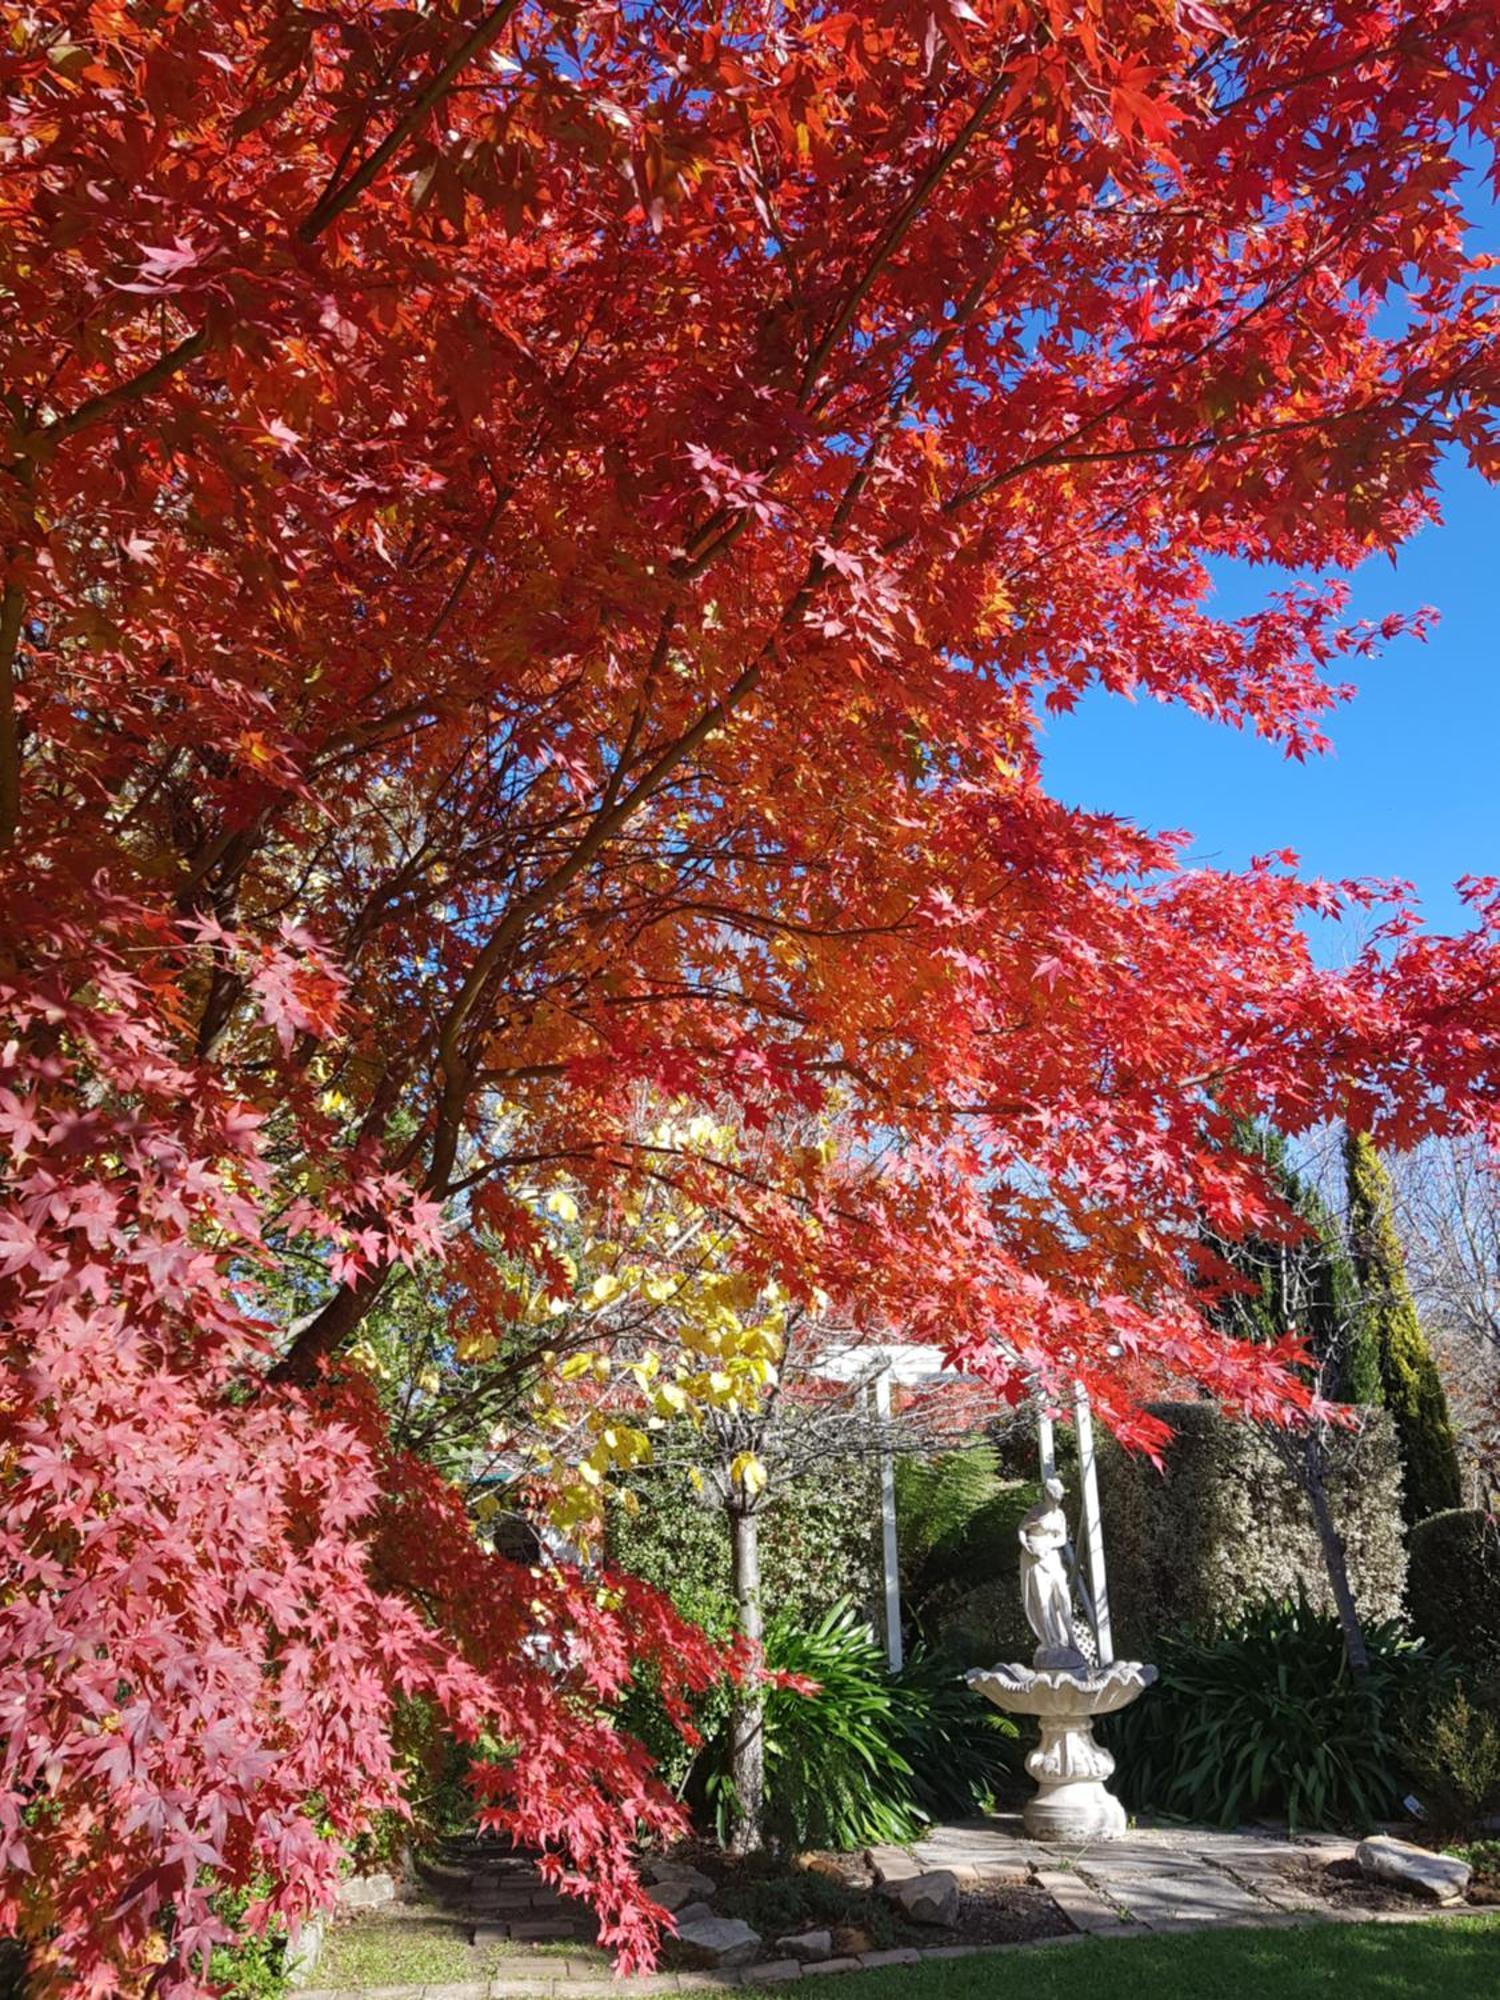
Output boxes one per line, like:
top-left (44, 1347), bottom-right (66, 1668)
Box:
top-left (731, 1452), bottom-right (768, 1498)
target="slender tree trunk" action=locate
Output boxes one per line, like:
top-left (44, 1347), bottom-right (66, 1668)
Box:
top-left (726, 1502), bottom-right (766, 1854)
top-left (1300, 1431), bottom-right (1371, 1679)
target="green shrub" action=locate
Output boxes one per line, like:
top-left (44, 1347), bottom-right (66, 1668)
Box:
top-left (894, 1447), bottom-right (1007, 1577)
top-left (0, 1940), bottom-right (27, 2000)
top-left (1400, 1673), bottom-right (1500, 1838)
top-left (1105, 1595), bottom-right (1426, 1832)
top-left (1408, 1509), bottom-right (1500, 1669)
top-left (704, 1601), bottom-right (925, 1850)
top-left (204, 1883), bottom-right (289, 2000)
top-left (1098, 1402), bottom-right (1406, 1655)
top-left (617, 1602), bottom-right (737, 1799)
top-left (890, 1641), bottom-right (1018, 1822)
top-left (697, 1602), bottom-right (1013, 1850)
top-left (896, 1449), bottom-right (1053, 1664)
top-left (609, 1459), bottom-right (881, 1632)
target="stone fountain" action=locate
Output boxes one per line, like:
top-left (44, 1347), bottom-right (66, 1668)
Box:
top-left (967, 1477), bottom-right (1155, 1842)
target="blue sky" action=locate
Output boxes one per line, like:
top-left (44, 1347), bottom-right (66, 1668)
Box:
top-left (1039, 455), bottom-right (1500, 950)
top-left (1041, 165), bottom-right (1498, 955)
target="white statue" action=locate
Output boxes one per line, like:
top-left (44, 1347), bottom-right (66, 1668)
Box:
top-left (968, 1413), bottom-right (1157, 1844)
top-left (1018, 1477), bottom-right (1087, 1671)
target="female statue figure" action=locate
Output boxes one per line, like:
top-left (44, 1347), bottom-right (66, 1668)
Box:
top-left (1018, 1477), bottom-right (1087, 1671)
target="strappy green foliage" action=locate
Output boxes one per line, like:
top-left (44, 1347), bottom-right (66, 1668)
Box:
top-left (1106, 1595), bottom-right (1427, 1832)
top-left (702, 1602), bottom-right (1014, 1851)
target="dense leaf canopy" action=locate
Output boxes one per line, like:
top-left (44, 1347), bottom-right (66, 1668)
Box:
top-left (3, 1), bottom-right (1500, 1991)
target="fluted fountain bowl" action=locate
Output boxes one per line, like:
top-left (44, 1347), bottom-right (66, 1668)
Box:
top-left (966, 1658), bottom-right (1157, 1718)
top-left (966, 1659), bottom-right (1157, 1842)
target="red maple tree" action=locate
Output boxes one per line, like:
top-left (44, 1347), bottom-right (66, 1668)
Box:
top-left (3, 2), bottom-right (1500, 1991)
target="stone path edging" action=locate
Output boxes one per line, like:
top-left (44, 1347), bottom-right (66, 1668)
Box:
top-left (298, 1816), bottom-right (1489, 1998)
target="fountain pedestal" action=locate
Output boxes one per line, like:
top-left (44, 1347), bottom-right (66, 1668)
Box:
top-left (966, 1660), bottom-right (1157, 1843)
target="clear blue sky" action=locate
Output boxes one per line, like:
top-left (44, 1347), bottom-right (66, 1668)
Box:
top-left (1039, 456), bottom-right (1500, 949)
top-left (1041, 169), bottom-right (1498, 954)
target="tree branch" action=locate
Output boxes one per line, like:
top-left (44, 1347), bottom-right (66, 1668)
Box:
top-left (297, 0), bottom-right (528, 242)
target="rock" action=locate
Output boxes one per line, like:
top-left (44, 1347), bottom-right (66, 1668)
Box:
top-left (775, 1929), bottom-right (833, 1963)
top-left (672, 1900), bottom-right (718, 1928)
top-left (886, 1869), bottom-right (960, 1927)
top-left (645, 1859), bottom-right (718, 1896)
top-left (797, 1853), bottom-right (856, 1884)
top-left (652, 1877), bottom-right (712, 1914)
top-left (866, 1846), bottom-right (919, 1886)
top-left (674, 1916), bottom-right (764, 1968)
top-left (283, 1915), bottom-right (325, 1990)
top-left (336, 1870), bottom-right (400, 1910)
top-left (1356, 1835), bottom-right (1471, 1904)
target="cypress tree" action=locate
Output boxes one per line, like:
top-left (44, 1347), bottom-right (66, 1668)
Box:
top-left (1218, 1124), bottom-right (1379, 1403)
top-left (1344, 1129), bottom-right (1462, 1531)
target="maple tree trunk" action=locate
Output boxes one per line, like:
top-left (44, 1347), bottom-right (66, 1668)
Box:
top-left (268, 1267), bottom-right (389, 1387)
top-left (1300, 1432), bottom-right (1371, 1680)
top-left (0, 577), bottom-right (23, 851)
top-left (726, 1503), bottom-right (766, 1855)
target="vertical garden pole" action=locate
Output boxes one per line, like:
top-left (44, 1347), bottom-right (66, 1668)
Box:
top-left (1073, 1381), bottom-right (1114, 1666)
top-left (1038, 1402), bottom-right (1057, 1484)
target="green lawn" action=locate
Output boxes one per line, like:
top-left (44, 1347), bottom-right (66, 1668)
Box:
top-left (313, 1914), bottom-right (606, 1988)
top-left (313, 1916), bottom-right (1500, 1996)
top-left (713, 1920), bottom-right (1500, 2000)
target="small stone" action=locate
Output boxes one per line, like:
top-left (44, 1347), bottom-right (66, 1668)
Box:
top-left (672, 1901), bottom-right (717, 1928)
top-left (829, 1930), bottom-right (870, 1959)
top-left (774, 1931), bottom-right (832, 1963)
top-left (866, 1847), bottom-right (919, 1887)
top-left (886, 1870), bottom-right (960, 1927)
top-left (645, 1860), bottom-right (718, 1896)
top-left (796, 1854), bottom-right (854, 1884)
top-left (653, 1878), bottom-right (712, 1914)
top-left (675, 1917), bottom-right (764, 1969)
top-left (1355, 1835), bottom-right (1471, 1904)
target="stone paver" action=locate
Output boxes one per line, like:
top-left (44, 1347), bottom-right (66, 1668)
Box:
top-left (1030, 1865), bottom-right (1135, 1934)
top-left (1074, 1864), bottom-right (1273, 1931)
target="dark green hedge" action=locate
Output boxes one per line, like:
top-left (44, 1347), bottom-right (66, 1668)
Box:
top-left (1408, 1508), bottom-right (1500, 1669)
top-left (1097, 1402), bottom-right (1406, 1657)
top-left (607, 1458), bottom-right (882, 1634)
top-left (916, 1405), bottom-right (1406, 1665)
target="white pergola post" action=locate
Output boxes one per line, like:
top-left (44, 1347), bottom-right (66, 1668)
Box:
top-left (1037, 1403), bottom-right (1058, 1484)
top-left (1072, 1380), bottom-right (1114, 1666)
top-left (875, 1362), bottom-right (903, 1671)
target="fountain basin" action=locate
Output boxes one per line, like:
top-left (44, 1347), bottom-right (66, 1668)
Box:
top-left (967, 1659), bottom-right (1157, 1843)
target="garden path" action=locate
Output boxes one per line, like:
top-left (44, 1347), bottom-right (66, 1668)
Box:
top-left (295, 1818), bottom-right (1475, 1999)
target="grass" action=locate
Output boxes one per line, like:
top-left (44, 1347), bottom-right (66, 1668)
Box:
top-left (313, 1915), bottom-right (1500, 1995)
top-left (688, 1918), bottom-right (1500, 2000)
top-left (314, 1915), bottom-right (608, 1988)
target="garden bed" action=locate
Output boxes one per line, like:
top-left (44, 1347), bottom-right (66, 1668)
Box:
top-left (656, 1843), bottom-right (1070, 1969)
